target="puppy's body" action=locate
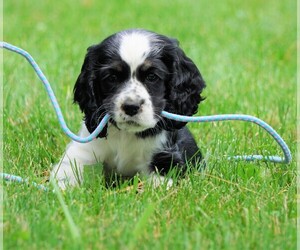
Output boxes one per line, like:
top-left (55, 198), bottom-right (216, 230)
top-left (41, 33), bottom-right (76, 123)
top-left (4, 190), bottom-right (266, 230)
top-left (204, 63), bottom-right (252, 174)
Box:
top-left (52, 29), bottom-right (205, 189)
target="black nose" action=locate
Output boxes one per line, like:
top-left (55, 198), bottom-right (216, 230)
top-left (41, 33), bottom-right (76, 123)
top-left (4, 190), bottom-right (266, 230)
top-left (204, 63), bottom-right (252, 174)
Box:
top-left (122, 103), bottom-right (141, 116)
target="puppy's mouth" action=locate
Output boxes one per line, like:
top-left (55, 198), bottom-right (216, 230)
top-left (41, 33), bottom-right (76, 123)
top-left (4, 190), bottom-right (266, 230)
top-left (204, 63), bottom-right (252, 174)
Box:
top-left (123, 120), bottom-right (140, 126)
top-left (116, 120), bottom-right (147, 132)
top-left (110, 116), bottom-right (155, 133)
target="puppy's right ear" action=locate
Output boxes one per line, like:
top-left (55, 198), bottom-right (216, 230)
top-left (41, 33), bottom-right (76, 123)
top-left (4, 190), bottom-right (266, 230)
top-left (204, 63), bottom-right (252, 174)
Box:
top-left (73, 46), bottom-right (108, 138)
top-left (74, 47), bottom-right (96, 113)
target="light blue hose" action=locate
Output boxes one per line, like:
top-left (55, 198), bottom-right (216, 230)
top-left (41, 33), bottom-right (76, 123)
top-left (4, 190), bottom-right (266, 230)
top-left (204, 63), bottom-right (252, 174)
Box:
top-left (1, 42), bottom-right (292, 190)
top-left (0, 173), bottom-right (49, 191)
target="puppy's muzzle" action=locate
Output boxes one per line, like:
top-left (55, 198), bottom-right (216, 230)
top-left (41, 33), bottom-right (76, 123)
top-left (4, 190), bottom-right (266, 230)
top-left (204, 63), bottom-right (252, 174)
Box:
top-left (121, 99), bottom-right (145, 117)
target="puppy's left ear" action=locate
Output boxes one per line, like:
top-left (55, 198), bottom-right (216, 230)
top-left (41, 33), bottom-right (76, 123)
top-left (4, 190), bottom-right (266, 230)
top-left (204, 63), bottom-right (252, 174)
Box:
top-left (164, 46), bottom-right (206, 130)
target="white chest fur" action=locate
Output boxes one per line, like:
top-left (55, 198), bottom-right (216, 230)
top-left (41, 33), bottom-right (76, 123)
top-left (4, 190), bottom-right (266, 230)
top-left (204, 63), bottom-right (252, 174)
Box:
top-left (53, 123), bottom-right (168, 189)
top-left (73, 124), bottom-right (167, 177)
top-left (102, 126), bottom-right (167, 176)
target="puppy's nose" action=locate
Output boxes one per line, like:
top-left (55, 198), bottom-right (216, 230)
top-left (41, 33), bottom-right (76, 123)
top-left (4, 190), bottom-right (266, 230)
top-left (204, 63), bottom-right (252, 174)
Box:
top-left (122, 102), bottom-right (142, 116)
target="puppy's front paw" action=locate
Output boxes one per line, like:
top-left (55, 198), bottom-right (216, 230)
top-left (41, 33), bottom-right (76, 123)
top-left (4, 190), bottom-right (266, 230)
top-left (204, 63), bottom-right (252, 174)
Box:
top-left (149, 175), bottom-right (173, 190)
top-left (51, 163), bottom-right (82, 190)
top-left (54, 178), bottom-right (70, 191)
top-left (51, 174), bottom-right (79, 191)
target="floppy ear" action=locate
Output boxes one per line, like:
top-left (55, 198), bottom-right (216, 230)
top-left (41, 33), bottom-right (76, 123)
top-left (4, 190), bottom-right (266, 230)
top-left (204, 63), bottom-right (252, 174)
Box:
top-left (163, 46), bottom-right (206, 130)
top-left (73, 46), bottom-right (108, 138)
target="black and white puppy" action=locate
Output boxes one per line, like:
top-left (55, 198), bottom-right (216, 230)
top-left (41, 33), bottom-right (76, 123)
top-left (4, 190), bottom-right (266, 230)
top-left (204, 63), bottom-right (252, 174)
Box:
top-left (51, 29), bottom-right (206, 189)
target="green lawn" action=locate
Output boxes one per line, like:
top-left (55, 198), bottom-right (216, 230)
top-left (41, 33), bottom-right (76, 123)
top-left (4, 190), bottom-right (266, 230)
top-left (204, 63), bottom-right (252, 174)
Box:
top-left (3, 0), bottom-right (297, 249)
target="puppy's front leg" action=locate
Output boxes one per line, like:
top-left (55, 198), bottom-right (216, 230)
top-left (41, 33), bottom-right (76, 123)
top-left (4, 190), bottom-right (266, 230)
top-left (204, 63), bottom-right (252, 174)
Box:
top-left (51, 126), bottom-right (103, 189)
top-left (51, 142), bottom-right (91, 189)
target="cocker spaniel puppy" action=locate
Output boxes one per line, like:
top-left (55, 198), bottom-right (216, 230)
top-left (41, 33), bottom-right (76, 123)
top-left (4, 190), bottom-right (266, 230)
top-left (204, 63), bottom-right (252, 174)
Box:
top-left (51, 29), bottom-right (206, 189)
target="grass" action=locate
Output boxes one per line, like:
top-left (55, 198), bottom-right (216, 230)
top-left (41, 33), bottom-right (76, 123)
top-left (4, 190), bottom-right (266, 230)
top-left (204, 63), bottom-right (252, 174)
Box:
top-left (3, 0), bottom-right (297, 249)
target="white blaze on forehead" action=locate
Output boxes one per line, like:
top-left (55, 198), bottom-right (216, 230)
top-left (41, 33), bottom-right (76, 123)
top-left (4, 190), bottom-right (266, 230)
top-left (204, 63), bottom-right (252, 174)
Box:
top-left (119, 32), bottom-right (151, 71)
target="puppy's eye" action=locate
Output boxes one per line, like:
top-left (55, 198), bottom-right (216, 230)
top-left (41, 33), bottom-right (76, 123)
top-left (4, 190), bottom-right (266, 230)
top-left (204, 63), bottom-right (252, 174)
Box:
top-left (145, 73), bottom-right (159, 83)
top-left (107, 74), bottom-right (118, 83)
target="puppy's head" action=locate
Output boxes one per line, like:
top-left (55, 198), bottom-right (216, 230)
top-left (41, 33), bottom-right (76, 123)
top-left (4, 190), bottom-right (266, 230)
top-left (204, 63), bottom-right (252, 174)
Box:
top-left (74, 29), bottom-right (206, 137)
